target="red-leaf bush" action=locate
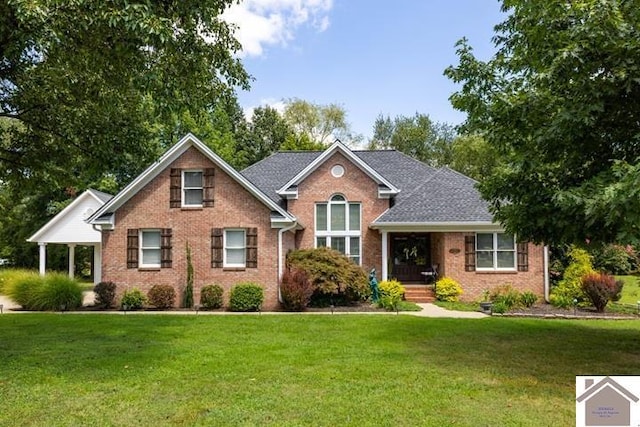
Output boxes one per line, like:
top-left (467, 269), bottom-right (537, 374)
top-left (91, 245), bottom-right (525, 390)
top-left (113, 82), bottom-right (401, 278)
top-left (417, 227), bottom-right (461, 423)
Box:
top-left (280, 268), bottom-right (314, 311)
top-left (94, 281), bottom-right (117, 308)
top-left (147, 284), bottom-right (176, 309)
top-left (580, 272), bottom-right (623, 312)
top-left (200, 284), bottom-right (224, 309)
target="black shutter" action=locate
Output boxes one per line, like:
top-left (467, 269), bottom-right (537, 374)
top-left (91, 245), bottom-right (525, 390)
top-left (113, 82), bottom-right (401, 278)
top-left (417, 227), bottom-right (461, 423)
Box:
top-left (246, 227), bottom-right (258, 268)
top-left (203, 168), bottom-right (215, 207)
top-left (170, 168), bottom-right (181, 208)
top-left (211, 228), bottom-right (223, 268)
top-left (127, 229), bottom-right (139, 268)
top-left (464, 235), bottom-right (476, 272)
top-left (161, 228), bottom-right (172, 268)
top-left (517, 242), bottom-right (529, 272)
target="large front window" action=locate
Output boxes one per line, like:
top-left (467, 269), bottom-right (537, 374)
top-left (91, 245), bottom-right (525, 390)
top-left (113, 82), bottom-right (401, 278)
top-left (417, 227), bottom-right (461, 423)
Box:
top-left (315, 194), bottom-right (361, 264)
top-left (476, 232), bottom-right (516, 270)
top-left (140, 229), bottom-right (161, 268)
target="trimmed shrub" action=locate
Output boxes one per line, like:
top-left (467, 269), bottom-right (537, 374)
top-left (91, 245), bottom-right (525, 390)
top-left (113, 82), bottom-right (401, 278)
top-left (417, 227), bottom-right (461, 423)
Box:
top-left (200, 284), bottom-right (224, 309)
top-left (280, 268), bottom-right (314, 311)
top-left (121, 288), bottom-right (146, 310)
top-left (550, 247), bottom-right (594, 307)
top-left (147, 284), bottom-right (176, 309)
top-left (94, 281), bottom-right (117, 308)
top-left (377, 279), bottom-right (405, 311)
top-left (287, 247), bottom-right (369, 304)
top-left (490, 284), bottom-right (521, 309)
top-left (34, 273), bottom-right (83, 311)
top-left (435, 277), bottom-right (463, 302)
top-left (229, 282), bottom-right (264, 312)
top-left (581, 272), bottom-right (623, 312)
top-left (520, 291), bottom-right (538, 308)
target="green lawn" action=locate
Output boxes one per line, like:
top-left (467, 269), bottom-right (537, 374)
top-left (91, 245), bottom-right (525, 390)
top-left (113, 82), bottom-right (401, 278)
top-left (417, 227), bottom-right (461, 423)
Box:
top-left (1, 315), bottom-right (639, 426)
top-left (615, 275), bottom-right (640, 304)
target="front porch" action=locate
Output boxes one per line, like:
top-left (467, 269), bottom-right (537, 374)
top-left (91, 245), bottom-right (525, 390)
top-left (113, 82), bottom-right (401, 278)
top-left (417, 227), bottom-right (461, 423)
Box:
top-left (385, 232), bottom-right (443, 284)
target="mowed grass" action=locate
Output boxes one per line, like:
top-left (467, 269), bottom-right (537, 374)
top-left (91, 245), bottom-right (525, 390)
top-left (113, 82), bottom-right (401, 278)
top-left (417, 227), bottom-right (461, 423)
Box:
top-left (615, 275), bottom-right (640, 304)
top-left (1, 315), bottom-right (639, 426)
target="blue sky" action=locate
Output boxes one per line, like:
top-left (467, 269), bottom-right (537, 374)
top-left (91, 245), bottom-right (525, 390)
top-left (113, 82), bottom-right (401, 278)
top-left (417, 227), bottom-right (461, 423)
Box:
top-left (226, 1), bottom-right (505, 141)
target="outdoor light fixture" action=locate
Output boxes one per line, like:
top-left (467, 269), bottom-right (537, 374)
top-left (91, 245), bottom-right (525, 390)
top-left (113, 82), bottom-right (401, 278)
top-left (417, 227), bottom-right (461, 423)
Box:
top-left (59, 303), bottom-right (67, 313)
top-left (194, 304), bottom-right (199, 315)
top-left (122, 303), bottom-right (128, 315)
top-left (0, 304), bottom-right (3, 314)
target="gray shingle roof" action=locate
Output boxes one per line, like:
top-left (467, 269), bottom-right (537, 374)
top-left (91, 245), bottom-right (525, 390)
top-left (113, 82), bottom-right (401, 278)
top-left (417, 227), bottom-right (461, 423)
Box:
top-left (241, 150), bottom-right (492, 223)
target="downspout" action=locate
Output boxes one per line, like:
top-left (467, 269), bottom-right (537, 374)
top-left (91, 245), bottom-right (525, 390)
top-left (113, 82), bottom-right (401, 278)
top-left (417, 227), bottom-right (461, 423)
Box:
top-left (543, 245), bottom-right (550, 302)
top-left (277, 221), bottom-right (298, 303)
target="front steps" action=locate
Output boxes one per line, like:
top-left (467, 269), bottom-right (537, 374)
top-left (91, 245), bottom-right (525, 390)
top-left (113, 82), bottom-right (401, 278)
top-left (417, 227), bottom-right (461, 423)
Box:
top-left (403, 285), bottom-right (435, 303)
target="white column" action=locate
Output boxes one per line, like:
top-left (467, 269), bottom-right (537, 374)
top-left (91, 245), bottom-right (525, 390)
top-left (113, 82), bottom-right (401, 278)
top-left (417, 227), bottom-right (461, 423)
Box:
top-left (381, 231), bottom-right (388, 281)
top-left (38, 243), bottom-right (47, 276)
top-left (93, 244), bottom-right (102, 284)
top-left (68, 244), bottom-right (76, 279)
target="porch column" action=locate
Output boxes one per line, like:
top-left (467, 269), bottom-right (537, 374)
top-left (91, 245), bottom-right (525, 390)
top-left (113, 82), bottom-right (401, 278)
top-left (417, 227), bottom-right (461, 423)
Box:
top-left (68, 244), bottom-right (76, 279)
top-left (381, 231), bottom-right (388, 281)
top-left (93, 244), bottom-right (102, 284)
top-left (38, 243), bottom-right (47, 276)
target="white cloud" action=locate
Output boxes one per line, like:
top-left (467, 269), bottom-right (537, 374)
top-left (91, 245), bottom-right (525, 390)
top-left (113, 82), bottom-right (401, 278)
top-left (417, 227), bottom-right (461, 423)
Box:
top-left (223, 0), bottom-right (333, 57)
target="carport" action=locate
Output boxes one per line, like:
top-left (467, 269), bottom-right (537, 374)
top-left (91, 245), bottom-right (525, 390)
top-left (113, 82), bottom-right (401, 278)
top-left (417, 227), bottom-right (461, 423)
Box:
top-left (27, 189), bottom-right (112, 283)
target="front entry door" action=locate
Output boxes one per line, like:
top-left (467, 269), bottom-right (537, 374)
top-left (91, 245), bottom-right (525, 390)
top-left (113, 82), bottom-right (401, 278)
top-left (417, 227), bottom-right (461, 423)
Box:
top-left (391, 234), bottom-right (431, 282)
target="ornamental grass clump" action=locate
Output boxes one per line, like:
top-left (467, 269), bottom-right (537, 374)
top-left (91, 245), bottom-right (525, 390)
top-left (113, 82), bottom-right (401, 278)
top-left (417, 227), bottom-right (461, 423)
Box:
top-left (5, 272), bottom-right (83, 311)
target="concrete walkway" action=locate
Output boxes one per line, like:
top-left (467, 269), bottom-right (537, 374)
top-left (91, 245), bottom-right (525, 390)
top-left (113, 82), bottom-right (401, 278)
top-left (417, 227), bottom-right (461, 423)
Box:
top-left (0, 294), bottom-right (486, 318)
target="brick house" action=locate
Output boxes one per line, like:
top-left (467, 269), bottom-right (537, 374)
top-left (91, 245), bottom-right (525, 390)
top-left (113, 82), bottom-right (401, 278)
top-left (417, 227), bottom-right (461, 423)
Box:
top-left (86, 133), bottom-right (548, 309)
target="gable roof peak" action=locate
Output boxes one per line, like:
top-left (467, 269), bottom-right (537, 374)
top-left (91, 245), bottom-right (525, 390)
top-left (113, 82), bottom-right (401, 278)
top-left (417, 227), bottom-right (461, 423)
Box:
top-left (276, 140), bottom-right (400, 197)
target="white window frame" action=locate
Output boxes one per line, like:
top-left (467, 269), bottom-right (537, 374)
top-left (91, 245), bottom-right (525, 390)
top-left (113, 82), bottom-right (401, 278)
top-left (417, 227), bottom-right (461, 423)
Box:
top-left (224, 229), bottom-right (246, 268)
top-left (182, 170), bottom-right (203, 207)
top-left (475, 232), bottom-right (516, 271)
top-left (140, 229), bottom-right (161, 268)
top-left (315, 194), bottom-right (361, 265)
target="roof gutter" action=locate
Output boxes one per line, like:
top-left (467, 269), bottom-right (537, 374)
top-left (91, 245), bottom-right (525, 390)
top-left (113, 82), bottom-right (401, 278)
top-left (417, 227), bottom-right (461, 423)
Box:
top-left (277, 220), bottom-right (298, 303)
top-left (543, 245), bottom-right (550, 302)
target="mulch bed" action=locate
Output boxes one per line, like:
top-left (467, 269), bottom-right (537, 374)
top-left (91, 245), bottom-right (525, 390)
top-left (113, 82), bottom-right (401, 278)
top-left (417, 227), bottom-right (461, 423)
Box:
top-left (499, 304), bottom-right (638, 320)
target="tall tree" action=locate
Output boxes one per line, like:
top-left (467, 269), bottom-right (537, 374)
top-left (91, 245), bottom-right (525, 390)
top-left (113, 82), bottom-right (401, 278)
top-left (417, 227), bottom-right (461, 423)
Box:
top-left (283, 98), bottom-right (352, 145)
top-left (240, 106), bottom-right (294, 166)
top-left (445, 0), bottom-right (640, 245)
top-left (1, 0), bottom-right (249, 193)
top-left (0, 1), bottom-right (250, 266)
top-left (449, 134), bottom-right (501, 181)
top-left (368, 113), bottom-right (455, 167)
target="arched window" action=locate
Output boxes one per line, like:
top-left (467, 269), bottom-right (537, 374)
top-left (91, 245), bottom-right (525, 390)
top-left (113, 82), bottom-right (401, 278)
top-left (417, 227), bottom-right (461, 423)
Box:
top-left (315, 194), bottom-right (361, 264)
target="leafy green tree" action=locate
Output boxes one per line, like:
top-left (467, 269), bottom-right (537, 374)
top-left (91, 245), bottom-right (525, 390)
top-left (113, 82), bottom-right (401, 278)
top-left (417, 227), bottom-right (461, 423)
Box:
top-left (449, 134), bottom-right (501, 181)
top-left (445, 0), bottom-right (640, 245)
top-left (368, 113), bottom-right (455, 167)
top-left (0, 1), bottom-right (250, 267)
top-left (283, 98), bottom-right (352, 145)
top-left (241, 106), bottom-right (294, 165)
top-left (1, 0), bottom-right (249, 193)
